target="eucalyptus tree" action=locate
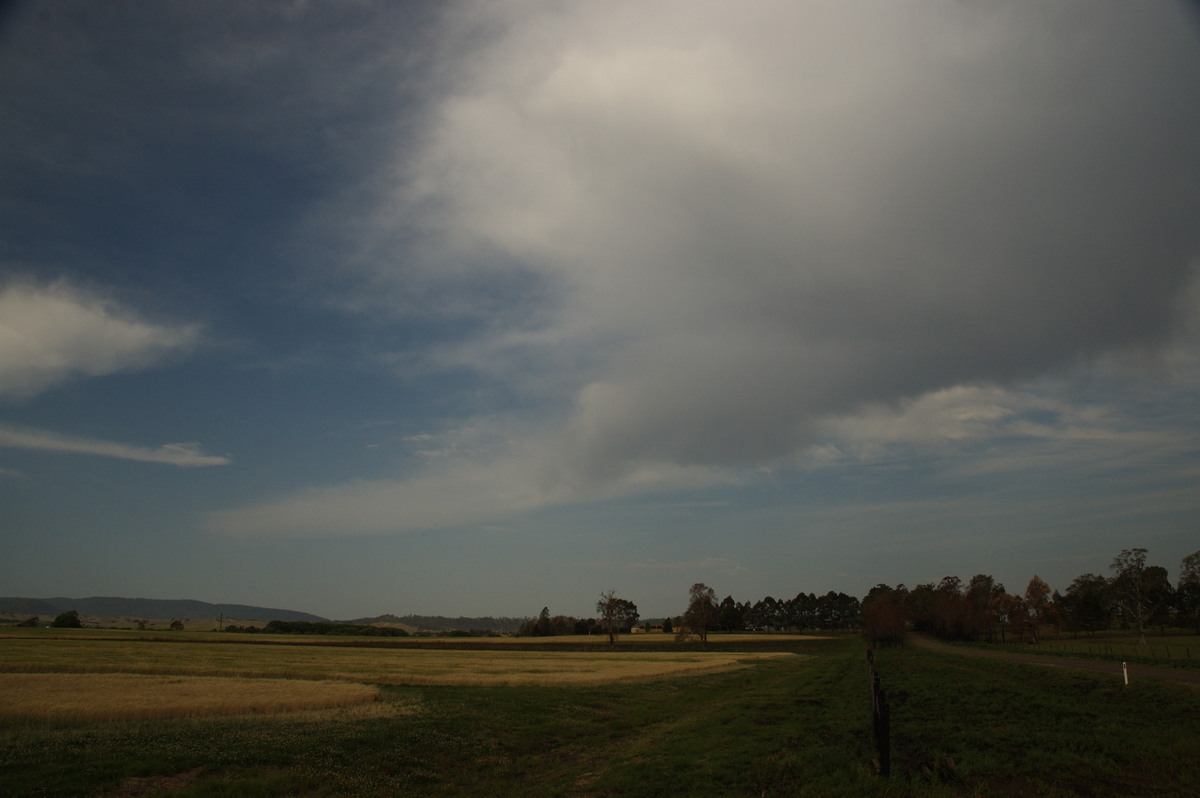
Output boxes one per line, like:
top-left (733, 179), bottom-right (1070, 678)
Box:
top-left (596, 590), bottom-right (639, 646)
top-left (678, 582), bottom-right (720, 648)
top-left (1178, 551), bottom-right (1200, 634)
top-left (1110, 548), bottom-right (1151, 643)
top-left (1063, 573), bottom-right (1113, 634)
top-left (1023, 575), bottom-right (1051, 643)
top-left (717, 595), bottom-right (744, 632)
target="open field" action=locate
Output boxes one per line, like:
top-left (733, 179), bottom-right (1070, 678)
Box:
top-left (0, 635), bottom-right (791, 688)
top-left (0, 627), bottom-right (823, 644)
top-left (2, 632), bottom-right (1199, 796)
top-left (974, 632), bottom-right (1200, 668)
top-left (0, 673), bottom-right (381, 722)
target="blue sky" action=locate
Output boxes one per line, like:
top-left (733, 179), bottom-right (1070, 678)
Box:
top-left (2, 1), bottom-right (1198, 621)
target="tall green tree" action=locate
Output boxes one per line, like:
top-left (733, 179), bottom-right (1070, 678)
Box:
top-left (931, 576), bottom-right (966, 639)
top-left (862, 584), bottom-right (906, 646)
top-left (1023, 575), bottom-right (1051, 643)
top-left (1141, 566), bottom-right (1174, 633)
top-left (717, 595), bottom-right (744, 632)
top-left (1063, 573), bottom-right (1112, 634)
top-left (966, 574), bottom-right (1004, 641)
top-left (905, 583), bottom-right (937, 633)
top-left (1177, 550), bottom-right (1200, 634)
top-left (678, 583), bottom-right (719, 648)
top-left (789, 592), bottom-right (817, 631)
top-left (1110, 548), bottom-right (1151, 643)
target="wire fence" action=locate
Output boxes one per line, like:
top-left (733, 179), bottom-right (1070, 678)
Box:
top-left (1037, 641), bottom-right (1195, 661)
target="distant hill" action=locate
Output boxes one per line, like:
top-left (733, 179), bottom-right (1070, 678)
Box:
top-left (0, 597), bottom-right (61, 616)
top-left (348, 613), bottom-right (526, 634)
top-left (0, 596), bottom-right (326, 623)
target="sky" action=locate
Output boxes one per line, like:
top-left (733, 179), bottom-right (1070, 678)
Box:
top-left (1, 1), bottom-right (1199, 621)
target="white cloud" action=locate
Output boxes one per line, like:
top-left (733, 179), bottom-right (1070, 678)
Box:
top-left (216, 1), bottom-right (1200, 537)
top-left (805, 380), bottom-right (1199, 480)
top-left (813, 384), bottom-right (1053, 457)
top-left (0, 424), bottom-right (229, 467)
top-left (0, 279), bottom-right (200, 400)
top-left (393, 0), bottom-right (1200, 483)
top-left (210, 428), bottom-right (735, 537)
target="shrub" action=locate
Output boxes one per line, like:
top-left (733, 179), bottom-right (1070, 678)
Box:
top-left (51, 611), bottom-right (82, 628)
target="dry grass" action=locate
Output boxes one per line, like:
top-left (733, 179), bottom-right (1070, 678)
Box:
top-left (0, 673), bottom-right (380, 721)
top-left (0, 638), bottom-right (795, 687)
top-left (430, 633), bottom-right (829, 645)
top-left (364, 650), bottom-right (795, 686)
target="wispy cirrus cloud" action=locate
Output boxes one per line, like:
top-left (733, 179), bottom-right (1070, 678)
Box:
top-left (0, 424), bottom-right (229, 467)
top-left (0, 279), bottom-right (200, 400)
top-left (208, 433), bottom-right (733, 538)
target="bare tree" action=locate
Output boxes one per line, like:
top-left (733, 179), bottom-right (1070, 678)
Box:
top-left (596, 590), bottom-right (639, 646)
top-left (677, 583), bottom-right (720, 649)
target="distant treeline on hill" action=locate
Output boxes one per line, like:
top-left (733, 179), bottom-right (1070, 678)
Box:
top-left (347, 614), bottom-right (525, 634)
top-left (224, 620), bottom-right (408, 637)
top-left (0, 596), bottom-right (325, 623)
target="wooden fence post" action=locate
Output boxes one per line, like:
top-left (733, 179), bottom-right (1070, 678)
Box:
top-left (867, 650), bottom-right (890, 777)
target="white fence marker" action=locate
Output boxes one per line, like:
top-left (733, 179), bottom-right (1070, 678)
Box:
top-left (1122, 661), bottom-right (1129, 685)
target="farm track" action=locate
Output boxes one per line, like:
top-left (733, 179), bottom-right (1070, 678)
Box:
top-left (908, 634), bottom-right (1200, 685)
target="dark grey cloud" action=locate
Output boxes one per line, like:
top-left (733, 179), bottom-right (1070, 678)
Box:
top-left (395, 0), bottom-right (1200, 490)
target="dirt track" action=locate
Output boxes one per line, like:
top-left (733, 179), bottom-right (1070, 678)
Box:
top-left (907, 634), bottom-right (1200, 686)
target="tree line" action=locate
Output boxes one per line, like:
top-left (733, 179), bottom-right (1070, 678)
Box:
top-left (518, 583), bottom-right (862, 645)
top-left (223, 620), bottom-right (410, 637)
top-left (862, 548), bottom-right (1200, 646)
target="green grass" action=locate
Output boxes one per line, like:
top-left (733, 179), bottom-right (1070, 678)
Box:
top-left (2, 634), bottom-right (1199, 796)
top-left (969, 632), bottom-right (1200, 670)
top-left (872, 642), bottom-right (1200, 796)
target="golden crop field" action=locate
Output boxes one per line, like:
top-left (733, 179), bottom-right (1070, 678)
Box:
top-left (0, 638), bottom-right (791, 685)
top-left (0, 633), bottom-right (796, 721)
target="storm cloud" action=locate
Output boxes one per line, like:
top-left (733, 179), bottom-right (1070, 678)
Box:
top-left (399, 1), bottom-right (1200, 484)
top-left (211, 1), bottom-right (1200, 537)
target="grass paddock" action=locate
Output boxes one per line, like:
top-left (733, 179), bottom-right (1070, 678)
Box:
top-left (0, 636), bottom-right (792, 686)
top-left (2, 632), bottom-right (1199, 796)
top-left (0, 673), bottom-right (380, 721)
